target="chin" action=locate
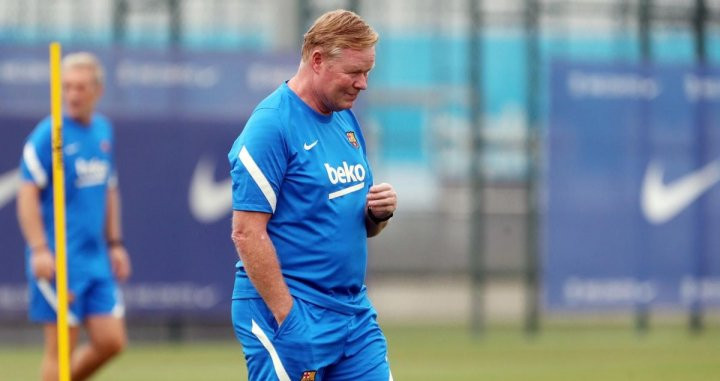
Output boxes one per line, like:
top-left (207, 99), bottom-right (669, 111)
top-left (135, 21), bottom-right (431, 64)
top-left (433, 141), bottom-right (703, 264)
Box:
top-left (68, 111), bottom-right (89, 123)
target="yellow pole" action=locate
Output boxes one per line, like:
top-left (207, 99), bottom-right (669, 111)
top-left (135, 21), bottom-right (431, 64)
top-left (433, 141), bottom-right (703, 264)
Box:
top-left (49, 42), bottom-right (71, 381)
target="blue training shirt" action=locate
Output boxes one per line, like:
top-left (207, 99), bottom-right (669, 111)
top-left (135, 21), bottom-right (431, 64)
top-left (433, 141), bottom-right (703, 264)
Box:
top-left (20, 113), bottom-right (116, 279)
top-left (229, 82), bottom-right (373, 314)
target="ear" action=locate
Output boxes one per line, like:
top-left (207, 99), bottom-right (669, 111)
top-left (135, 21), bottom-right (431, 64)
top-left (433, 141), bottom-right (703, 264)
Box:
top-left (310, 49), bottom-right (324, 73)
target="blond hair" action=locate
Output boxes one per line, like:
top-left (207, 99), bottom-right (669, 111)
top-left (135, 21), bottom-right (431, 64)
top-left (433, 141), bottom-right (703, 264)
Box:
top-left (301, 9), bottom-right (378, 62)
top-left (62, 52), bottom-right (105, 85)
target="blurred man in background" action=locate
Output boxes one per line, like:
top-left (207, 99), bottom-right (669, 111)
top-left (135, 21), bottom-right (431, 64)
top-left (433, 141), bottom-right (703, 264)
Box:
top-left (17, 52), bottom-right (131, 381)
top-left (228, 9), bottom-right (397, 381)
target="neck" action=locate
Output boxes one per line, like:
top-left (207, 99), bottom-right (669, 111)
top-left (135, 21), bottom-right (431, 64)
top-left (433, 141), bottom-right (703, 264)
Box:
top-left (72, 113), bottom-right (92, 126)
top-left (287, 64), bottom-right (331, 115)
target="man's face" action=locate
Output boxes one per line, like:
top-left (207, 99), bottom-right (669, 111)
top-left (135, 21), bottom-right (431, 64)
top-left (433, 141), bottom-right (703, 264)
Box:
top-left (316, 47), bottom-right (375, 113)
top-left (62, 67), bottom-right (102, 123)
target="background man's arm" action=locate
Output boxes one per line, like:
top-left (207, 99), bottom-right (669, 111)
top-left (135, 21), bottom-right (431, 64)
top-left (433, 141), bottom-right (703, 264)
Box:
top-left (106, 186), bottom-right (131, 281)
top-left (231, 210), bottom-right (293, 325)
top-left (16, 182), bottom-right (54, 279)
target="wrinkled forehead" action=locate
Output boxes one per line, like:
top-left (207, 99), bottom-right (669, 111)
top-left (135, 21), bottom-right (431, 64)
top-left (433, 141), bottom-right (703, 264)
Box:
top-left (332, 47), bottom-right (376, 70)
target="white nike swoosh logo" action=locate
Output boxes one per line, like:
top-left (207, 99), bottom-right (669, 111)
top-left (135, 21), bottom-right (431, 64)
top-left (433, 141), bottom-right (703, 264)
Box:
top-left (0, 169), bottom-right (20, 210)
top-left (304, 140), bottom-right (318, 151)
top-left (189, 157), bottom-right (232, 223)
top-left (64, 142), bottom-right (80, 155)
top-left (641, 158), bottom-right (720, 224)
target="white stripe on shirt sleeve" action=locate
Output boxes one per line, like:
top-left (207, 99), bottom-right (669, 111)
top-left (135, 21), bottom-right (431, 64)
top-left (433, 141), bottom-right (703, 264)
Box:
top-left (23, 142), bottom-right (48, 188)
top-left (238, 146), bottom-right (277, 212)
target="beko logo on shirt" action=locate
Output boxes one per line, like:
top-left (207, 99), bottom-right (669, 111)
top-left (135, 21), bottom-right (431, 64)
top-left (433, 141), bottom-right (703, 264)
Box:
top-left (324, 161), bottom-right (367, 200)
top-left (75, 158), bottom-right (110, 187)
top-left (324, 161), bottom-right (366, 184)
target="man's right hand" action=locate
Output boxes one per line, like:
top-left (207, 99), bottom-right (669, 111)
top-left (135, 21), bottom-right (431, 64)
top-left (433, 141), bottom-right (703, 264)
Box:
top-left (31, 248), bottom-right (55, 280)
top-left (274, 298), bottom-right (294, 327)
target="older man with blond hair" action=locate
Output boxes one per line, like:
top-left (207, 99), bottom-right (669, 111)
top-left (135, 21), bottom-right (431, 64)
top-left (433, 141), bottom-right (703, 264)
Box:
top-left (228, 9), bottom-right (397, 381)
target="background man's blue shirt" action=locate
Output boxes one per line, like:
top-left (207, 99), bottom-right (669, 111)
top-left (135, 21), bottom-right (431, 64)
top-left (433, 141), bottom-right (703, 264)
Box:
top-left (229, 83), bottom-right (373, 314)
top-left (20, 113), bottom-right (116, 279)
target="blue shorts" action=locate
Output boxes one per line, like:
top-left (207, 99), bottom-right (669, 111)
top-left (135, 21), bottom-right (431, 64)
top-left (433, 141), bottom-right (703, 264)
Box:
top-left (29, 276), bottom-right (124, 325)
top-left (232, 296), bottom-right (393, 381)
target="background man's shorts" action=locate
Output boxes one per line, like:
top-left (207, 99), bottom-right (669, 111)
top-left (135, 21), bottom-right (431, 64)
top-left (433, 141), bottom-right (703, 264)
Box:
top-left (29, 276), bottom-right (124, 325)
top-left (232, 296), bottom-right (394, 381)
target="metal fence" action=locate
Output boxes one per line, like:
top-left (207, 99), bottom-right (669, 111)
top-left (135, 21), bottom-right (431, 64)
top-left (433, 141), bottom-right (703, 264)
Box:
top-left (1, 0), bottom-right (719, 330)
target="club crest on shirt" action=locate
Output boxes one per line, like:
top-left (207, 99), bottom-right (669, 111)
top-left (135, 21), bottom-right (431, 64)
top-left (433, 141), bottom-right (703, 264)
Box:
top-left (345, 131), bottom-right (359, 149)
top-left (300, 370), bottom-right (317, 381)
top-left (100, 140), bottom-right (111, 153)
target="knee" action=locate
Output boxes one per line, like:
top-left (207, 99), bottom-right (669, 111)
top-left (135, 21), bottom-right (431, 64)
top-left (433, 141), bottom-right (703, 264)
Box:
top-left (96, 333), bottom-right (127, 358)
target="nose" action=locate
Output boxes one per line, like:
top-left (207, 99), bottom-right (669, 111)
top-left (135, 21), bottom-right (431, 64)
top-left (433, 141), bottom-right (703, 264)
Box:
top-left (354, 73), bottom-right (368, 90)
top-left (64, 85), bottom-right (78, 100)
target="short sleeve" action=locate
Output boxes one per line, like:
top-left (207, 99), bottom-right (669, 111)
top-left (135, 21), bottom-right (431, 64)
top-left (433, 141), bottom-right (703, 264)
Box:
top-left (228, 108), bottom-right (288, 213)
top-left (19, 120), bottom-right (52, 189)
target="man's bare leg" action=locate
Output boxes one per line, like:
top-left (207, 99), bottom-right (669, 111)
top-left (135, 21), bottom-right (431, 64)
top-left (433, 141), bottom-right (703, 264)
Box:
top-left (70, 315), bottom-right (127, 380)
top-left (41, 324), bottom-right (79, 381)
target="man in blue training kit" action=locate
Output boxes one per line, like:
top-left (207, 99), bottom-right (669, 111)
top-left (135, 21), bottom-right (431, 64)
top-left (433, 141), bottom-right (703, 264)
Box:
top-left (17, 52), bottom-right (131, 381)
top-left (229, 9), bottom-right (397, 381)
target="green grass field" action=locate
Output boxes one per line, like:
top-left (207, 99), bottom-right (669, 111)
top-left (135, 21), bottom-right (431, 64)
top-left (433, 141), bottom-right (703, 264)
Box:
top-left (1, 324), bottom-right (719, 380)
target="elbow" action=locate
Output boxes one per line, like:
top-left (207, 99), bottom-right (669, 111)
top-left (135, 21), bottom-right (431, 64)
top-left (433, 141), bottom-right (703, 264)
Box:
top-left (230, 229), bottom-right (249, 262)
top-left (231, 227), bottom-right (265, 263)
top-left (230, 211), bottom-right (271, 252)
top-left (230, 229), bottom-right (246, 248)
top-left (231, 226), bottom-right (260, 249)
top-left (16, 186), bottom-right (32, 222)
top-left (15, 194), bottom-right (23, 222)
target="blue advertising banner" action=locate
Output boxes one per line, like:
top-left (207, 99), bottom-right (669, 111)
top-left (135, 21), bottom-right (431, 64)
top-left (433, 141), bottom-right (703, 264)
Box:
top-left (0, 47), bottom-right (296, 321)
top-left (545, 62), bottom-right (720, 310)
top-left (0, 46), bottom-right (297, 119)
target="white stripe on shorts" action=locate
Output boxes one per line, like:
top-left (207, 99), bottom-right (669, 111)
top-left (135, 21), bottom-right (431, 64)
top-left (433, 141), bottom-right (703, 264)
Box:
top-left (112, 287), bottom-right (125, 318)
top-left (37, 279), bottom-right (79, 326)
top-left (239, 146), bottom-right (277, 212)
top-left (250, 319), bottom-right (290, 381)
top-left (387, 356), bottom-right (394, 381)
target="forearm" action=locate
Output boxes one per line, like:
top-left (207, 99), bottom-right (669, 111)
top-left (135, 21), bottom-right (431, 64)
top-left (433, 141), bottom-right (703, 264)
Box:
top-left (365, 215), bottom-right (388, 237)
top-left (232, 225), bottom-right (292, 323)
top-left (17, 183), bottom-right (48, 249)
top-left (105, 187), bottom-right (123, 243)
